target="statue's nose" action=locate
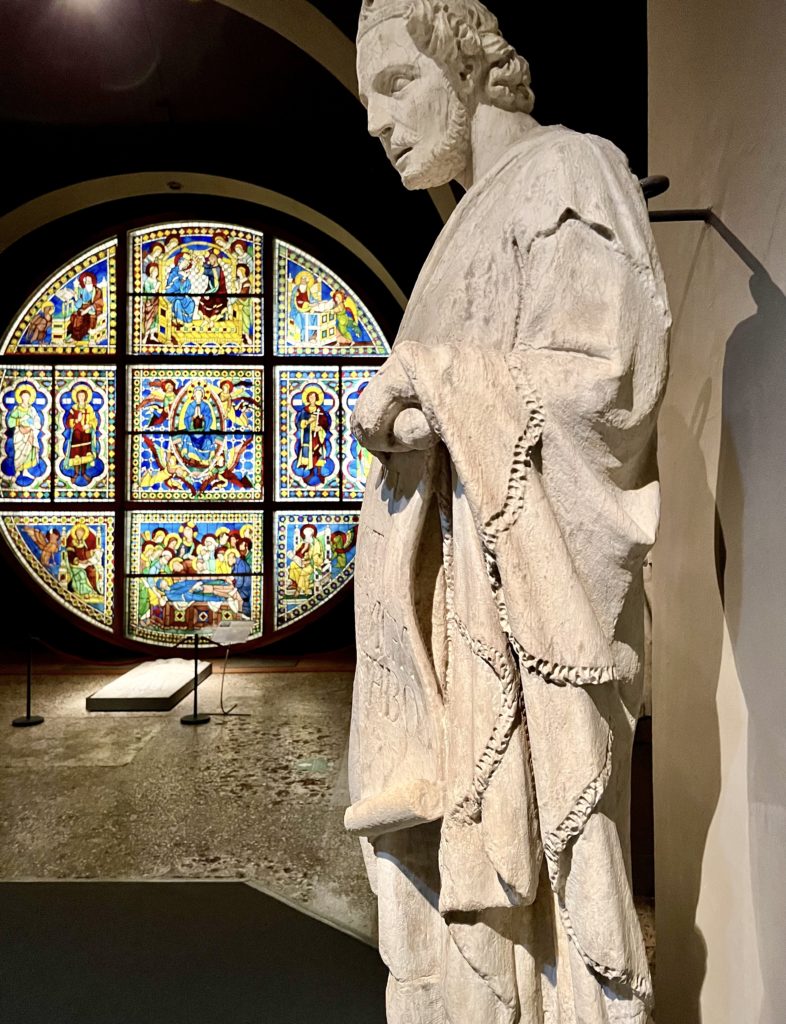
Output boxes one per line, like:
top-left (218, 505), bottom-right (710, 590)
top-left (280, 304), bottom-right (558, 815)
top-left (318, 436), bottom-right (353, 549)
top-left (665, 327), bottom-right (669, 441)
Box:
top-left (366, 95), bottom-right (393, 140)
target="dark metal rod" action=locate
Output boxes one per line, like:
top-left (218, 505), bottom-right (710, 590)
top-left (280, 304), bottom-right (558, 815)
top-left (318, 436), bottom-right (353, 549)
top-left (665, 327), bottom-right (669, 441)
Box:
top-left (649, 209), bottom-right (712, 223)
top-left (26, 636), bottom-right (32, 720)
top-left (193, 634), bottom-right (199, 718)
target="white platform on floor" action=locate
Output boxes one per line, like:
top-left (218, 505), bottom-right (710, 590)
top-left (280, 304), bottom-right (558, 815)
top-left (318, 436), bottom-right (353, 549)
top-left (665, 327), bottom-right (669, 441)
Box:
top-left (86, 658), bottom-right (212, 712)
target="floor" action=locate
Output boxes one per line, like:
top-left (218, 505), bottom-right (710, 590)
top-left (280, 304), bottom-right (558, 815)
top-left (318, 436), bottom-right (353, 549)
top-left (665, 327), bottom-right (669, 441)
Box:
top-left (0, 657), bottom-right (378, 943)
top-left (0, 651), bottom-right (656, 982)
top-left (0, 881), bottom-right (387, 1024)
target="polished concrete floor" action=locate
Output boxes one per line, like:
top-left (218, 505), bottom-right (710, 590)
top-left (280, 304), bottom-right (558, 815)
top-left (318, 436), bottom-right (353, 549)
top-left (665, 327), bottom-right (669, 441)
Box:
top-left (0, 654), bottom-right (655, 974)
top-left (0, 659), bottom-right (377, 943)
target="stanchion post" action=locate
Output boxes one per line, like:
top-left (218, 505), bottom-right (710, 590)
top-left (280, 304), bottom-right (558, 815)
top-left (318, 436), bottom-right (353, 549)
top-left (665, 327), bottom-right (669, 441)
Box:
top-left (12, 635), bottom-right (44, 728)
top-left (180, 633), bottom-right (210, 726)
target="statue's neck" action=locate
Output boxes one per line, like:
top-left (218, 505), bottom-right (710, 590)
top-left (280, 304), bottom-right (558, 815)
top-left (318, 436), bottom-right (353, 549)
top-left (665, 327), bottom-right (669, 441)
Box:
top-left (458, 106), bottom-right (540, 191)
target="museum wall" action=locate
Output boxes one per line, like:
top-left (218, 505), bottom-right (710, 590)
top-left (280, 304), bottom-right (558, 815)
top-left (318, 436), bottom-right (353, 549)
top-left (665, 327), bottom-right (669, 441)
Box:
top-left (649, 0), bottom-right (786, 1020)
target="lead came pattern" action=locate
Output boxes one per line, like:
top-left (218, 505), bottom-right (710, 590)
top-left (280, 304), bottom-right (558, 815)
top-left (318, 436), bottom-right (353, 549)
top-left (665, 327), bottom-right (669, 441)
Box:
top-left (0, 367), bottom-right (53, 500)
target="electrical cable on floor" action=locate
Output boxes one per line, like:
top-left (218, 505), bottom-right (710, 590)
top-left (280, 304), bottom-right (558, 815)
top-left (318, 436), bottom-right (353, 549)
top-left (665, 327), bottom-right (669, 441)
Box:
top-left (205, 645), bottom-right (251, 719)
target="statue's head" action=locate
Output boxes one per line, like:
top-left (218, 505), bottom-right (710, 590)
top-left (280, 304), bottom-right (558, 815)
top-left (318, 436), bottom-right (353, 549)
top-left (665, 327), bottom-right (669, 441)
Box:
top-left (357, 0), bottom-right (533, 189)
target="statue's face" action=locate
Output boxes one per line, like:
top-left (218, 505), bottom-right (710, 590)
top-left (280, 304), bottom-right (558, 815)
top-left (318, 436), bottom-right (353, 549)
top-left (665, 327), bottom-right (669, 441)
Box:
top-left (357, 19), bottom-right (470, 190)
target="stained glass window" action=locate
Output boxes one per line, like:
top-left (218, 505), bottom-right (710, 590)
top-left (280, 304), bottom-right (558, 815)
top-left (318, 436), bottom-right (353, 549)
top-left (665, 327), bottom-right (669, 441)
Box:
top-left (276, 366), bottom-right (341, 501)
top-left (129, 224), bottom-right (263, 355)
top-left (274, 242), bottom-right (389, 357)
top-left (55, 367), bottom-right (115, 501)
top-left (129, 367), bottom-right (263, 502)
top-left (0, 219), bottom-right (391, 648)
top-left (125, 512), bottom-right (263, 645)
top-left (275, 511), bottom-right (359, 629)
top-left (1, 367), bottom-right (52, 500)
top-left (0, 513), bottom-right (114, 629)
top-left (341, 368), bottom-right (375, 501)
top-left (1, 243), bottom-right (117, 356)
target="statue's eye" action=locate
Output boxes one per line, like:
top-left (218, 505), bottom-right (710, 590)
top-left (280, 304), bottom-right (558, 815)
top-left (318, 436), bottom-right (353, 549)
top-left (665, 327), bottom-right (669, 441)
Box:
top-left (390, 74), bottom-right (411, 94)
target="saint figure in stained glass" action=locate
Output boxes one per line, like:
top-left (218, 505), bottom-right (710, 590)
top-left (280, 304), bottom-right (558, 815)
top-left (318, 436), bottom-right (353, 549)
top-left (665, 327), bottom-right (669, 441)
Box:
top-left (275, 511), bottom-right (359, 628)
top-left (2, 243), bottom-right (116, 355)
top-left (54, 368), bottom-right (114, 500)
top-left (65, 521), bottom-right (102, 602)
top-left (21, 525), bottom-right (63, 578)
top-left (24, 304), bottom-right (55, 345)
top-left (6, 384), bottom-right (45, 483)
top-left (67, 272), bottom-right (104, 343)
top-left (62, 384), bottom-right (100, 486)
top-left (294, 383), bottom-right (334, 488)
top-left (275, 242), bottom-right (389, 357)
top-left (166, 253), bottom-right (196, 325)
top-left (1, 514), bottom-right (114, 627)
top-left (141, 262), bottom-right (162, 344)
top-left (199, 249), bottom-right (229, 321)
top-left (287, 523), bottom-right (326, 597)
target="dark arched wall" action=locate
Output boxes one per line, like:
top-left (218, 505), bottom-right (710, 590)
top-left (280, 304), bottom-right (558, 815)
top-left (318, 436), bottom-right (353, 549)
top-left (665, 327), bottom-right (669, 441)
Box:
top-left (0, 0), bottom-right (648, 657)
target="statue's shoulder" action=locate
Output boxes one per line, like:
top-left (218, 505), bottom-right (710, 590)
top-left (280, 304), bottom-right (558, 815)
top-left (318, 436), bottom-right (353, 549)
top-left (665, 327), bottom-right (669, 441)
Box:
top-left (477, 126), bottom-right (643, 244)
top-left (495, 125), bottom-right (633, 194)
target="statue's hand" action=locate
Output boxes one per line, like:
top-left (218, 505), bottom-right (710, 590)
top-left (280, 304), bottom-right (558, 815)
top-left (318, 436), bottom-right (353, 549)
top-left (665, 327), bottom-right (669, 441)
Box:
top-left (351, 347), bottom-right (438, 453)
top-left (391, 407), bottom-right (438, 451)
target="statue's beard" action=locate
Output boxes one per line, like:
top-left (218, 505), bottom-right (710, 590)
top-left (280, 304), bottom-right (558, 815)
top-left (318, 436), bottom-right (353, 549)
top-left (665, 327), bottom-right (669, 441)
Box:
top-left (399, 99), bottom-right (470, 190)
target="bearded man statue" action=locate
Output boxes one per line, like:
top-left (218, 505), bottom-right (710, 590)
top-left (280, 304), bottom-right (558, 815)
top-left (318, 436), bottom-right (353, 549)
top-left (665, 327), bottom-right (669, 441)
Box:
top-left (344, 2), bottom-right (671, 1022)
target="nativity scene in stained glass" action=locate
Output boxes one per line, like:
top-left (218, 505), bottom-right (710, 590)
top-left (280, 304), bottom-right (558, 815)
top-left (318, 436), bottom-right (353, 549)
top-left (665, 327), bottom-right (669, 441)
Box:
top-left (274, 241), bottom-right (389, 357)
top-left (1, 242), bottom-right (117, 356)
top-left (129, 224), bottom-right (263, 355)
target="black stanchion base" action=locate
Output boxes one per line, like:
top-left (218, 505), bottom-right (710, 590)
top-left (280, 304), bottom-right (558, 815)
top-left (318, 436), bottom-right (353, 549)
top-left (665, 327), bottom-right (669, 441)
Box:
top-left (180, 713), bottom-right (211, 726)
top-left (12, 715), bottom-right (44, 728)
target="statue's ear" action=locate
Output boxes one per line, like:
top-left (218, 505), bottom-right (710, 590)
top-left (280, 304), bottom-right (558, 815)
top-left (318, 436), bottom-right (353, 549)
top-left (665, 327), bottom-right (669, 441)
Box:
top-left (455, 55), bottom-right (482, 103)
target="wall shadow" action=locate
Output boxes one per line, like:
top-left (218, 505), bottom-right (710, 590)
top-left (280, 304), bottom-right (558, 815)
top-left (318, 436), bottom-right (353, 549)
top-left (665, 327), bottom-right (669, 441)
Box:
top-left (716, 242), bottom-right (786, 1024)
top-left (654, 382), bottom-right (722, 1024)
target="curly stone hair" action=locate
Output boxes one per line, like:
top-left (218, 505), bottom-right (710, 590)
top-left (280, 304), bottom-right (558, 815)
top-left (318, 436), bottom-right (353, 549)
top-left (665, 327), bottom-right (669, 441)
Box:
top-left (407, 0), bottom-right (535, 113)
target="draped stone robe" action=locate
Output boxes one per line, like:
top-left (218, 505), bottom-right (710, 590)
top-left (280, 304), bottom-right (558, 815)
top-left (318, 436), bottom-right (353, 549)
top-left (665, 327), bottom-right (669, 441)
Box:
top-left (345, 125), bottom-right (671, 1024)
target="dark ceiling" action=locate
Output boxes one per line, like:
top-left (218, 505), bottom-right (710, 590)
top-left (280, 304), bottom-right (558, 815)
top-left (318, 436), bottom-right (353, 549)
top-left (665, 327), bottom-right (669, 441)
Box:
top-left (0, 0), bottom-right (648, 293)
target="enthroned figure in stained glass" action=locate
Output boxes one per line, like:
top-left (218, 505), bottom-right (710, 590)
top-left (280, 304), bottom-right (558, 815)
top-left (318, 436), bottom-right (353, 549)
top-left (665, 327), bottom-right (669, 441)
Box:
top-left (67, 272), bottom-right (104, 343)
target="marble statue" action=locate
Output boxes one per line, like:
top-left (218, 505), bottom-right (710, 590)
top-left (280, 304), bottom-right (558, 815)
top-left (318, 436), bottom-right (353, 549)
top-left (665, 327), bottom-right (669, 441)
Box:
top-left (344, 1), bottom-right (671, 1021)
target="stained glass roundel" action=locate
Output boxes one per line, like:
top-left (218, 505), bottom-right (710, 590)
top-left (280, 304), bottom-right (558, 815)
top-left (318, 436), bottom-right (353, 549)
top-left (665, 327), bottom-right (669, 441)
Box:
top-left (0, 224), bottom-right (388, 648)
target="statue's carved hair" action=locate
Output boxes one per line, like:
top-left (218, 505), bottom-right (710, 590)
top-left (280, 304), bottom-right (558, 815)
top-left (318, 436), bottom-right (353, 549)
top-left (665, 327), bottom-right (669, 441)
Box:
top-left (406, 0), bottom-right (535, 113)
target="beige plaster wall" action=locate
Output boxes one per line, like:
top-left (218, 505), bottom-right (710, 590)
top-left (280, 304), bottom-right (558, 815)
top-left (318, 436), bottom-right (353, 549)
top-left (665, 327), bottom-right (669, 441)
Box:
top-left (649, 0), bottom-right (786, 1021)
